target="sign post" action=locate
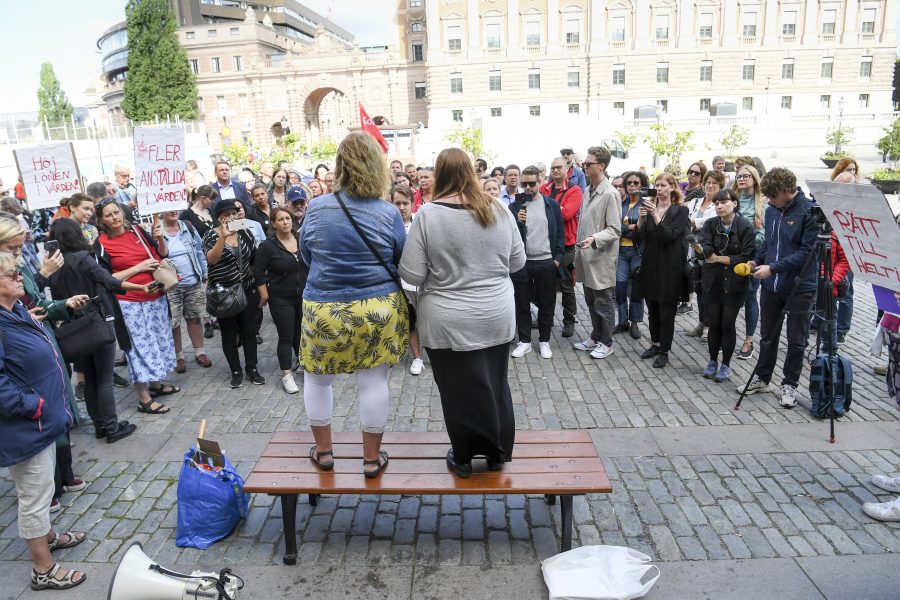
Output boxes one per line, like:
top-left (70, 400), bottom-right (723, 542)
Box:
top-left (13, 142), bottom-right (82, 210)
top-left (133, 127), bottom-right (188, 216)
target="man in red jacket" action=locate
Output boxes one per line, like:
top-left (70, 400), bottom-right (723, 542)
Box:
top-left (541, 157), bottom-right (584, 337)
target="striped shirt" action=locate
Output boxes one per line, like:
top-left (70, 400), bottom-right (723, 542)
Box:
top-left (202, 229), bottom-right (256, 289)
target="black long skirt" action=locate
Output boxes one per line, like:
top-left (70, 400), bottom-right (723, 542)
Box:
top-left (425, 343), bottom-right (515, 465)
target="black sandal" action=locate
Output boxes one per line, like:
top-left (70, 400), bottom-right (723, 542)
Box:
top-left (309, 446), bottom-right (334, 471)
top-left (363, 450), bottom-right (389, 479)
top-left (138, 400), bottom-right (170, 414)
top-left (149, 384), bottom-right (180, 398)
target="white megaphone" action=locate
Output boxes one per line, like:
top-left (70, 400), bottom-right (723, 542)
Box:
top-left (108, 541), bottom-right (243, 600)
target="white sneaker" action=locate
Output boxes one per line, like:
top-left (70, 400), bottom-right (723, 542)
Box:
top-left (590, 344), bottom-right (614, 359)
top-left (862, 497), bottom-right (900, 522)
top-left (511, 342), bottom-right (532, 358)
top-left (409, 357), bottom-right (424, 375)
top-left (872, 475), bottom-right (900, 494)
top-left (736, 376), bottom-right (774, 395)
top-left (539, 342), bottom-right (552, 359)
top-left (573, 338), bottom-right (598, 351)
top-left (282, 374), bottom-right (299, 394)
top-left (779, 384), bottom-right (798, 408)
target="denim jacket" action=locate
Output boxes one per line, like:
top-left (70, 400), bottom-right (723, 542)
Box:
top-left (165, 221), bottom-right (208, 282)
top-left (300, 192), bottom-right (406, 302)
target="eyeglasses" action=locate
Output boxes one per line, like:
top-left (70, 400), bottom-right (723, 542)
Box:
top-left (582, 161), bottom-right (598, 169)
top-left (626, 180), bottom-right (642, 186)
top-left (550, 165), bottom-right (565, 171)
top-left (735, 174), bottom-right (752, 180)
top-left (1, 268), bottom-right (22, 281)
top-left (687, 170), bottom-right (702, 177)
top-left (521, 181), bottom-right (539, 188)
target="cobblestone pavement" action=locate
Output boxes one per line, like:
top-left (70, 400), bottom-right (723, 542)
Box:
top-left (0, 281), bottom-right (898, 597)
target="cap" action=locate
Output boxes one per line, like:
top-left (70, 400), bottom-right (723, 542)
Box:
top-left (212, 198), bottom-right (240, 218)
top-left (287, 186), bottom-right (307, 203)
top-left (560, 146), bottom-right (574, 155)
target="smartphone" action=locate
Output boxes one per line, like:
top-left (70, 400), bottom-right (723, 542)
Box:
top-left (640, 188), bottom-right (658, 198)
top-left (147, 281), bottom-right (164, 292)
top-left (34, 307), bottom-right (48, 316)
top-left (226, 218), bottom-right (249, 232)
top-left (45, 240), bottom-right (59, 254)
top-left (514, 193), bottom-right (532, 204)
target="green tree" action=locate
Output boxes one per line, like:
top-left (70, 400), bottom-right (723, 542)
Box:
top-left (36, 62), bottom-right (73, 126)
top-left (718, 124), bottom-right (749, 159)
top-left (122, 0), bottom-right (198, 121)
top-left (310, 139), bottom-right (338, 164)
top-left (825, 126), bottom-right (855, 157)
top-left (614, 129), bottom-right (639, 152)
top-left (643, 123), bottom-right (694, 169)
top-left (269, 133), bottom-right (308, 169)
top-left (876, 117), bottom-right (900, 166)
top-left (220, 140), bottom-right (251, 170)
top-left (445, 126), bottom-right (493, 161)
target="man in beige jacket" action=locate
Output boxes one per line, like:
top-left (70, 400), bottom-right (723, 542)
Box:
top-left (573, 146), bottom-right (621, 359)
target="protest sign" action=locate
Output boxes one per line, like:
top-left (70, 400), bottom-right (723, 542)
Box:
top-left (807, 181), bottom-right (900, 293)
top-left (13, 143), bottom-right (81, 210)
top-left (134, 127), bottom-right (187, 215)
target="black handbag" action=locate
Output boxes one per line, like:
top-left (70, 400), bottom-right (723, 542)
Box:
top-left (54, 299), bottom-right (115, 362)
top-left (206, 233), bottom-right (249, 319)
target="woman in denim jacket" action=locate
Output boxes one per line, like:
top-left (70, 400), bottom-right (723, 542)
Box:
top-left (614, 171), bottom-right (648, 340)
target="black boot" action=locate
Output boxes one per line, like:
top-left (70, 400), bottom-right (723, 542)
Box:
top-left (106, 421), bottom-right (137, 444)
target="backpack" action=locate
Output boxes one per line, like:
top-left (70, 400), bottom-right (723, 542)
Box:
top-left (808, 353), bottom-right (853, 418)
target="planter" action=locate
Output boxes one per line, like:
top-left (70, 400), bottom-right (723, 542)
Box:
top-left (872, 179), bottom-right (900, 195)
top-left (820, 158), bottom-right (840, 168)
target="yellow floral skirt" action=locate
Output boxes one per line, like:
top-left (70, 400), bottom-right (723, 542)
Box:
top-left (300, 291), bottom-right (410, 375)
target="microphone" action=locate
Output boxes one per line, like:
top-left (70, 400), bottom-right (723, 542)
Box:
top-left (733, 263), bottom-right (756, 276)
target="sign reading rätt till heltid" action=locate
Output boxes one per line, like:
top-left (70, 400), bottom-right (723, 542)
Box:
top-left (133, 127), bottom-right (187, 215)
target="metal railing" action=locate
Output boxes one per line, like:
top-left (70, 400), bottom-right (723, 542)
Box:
top-left (0, 115), bottom-right (207, 145)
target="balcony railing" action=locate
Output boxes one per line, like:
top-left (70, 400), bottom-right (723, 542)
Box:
top-left (609, 40), bottom-right (625, 49)
top-left (741, 36), bottom-right (757, 45)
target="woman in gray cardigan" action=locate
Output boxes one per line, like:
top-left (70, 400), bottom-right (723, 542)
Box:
top-left (399, 148), bottom-right (526, 479)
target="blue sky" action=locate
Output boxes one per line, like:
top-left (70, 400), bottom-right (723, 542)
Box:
top-left (0, 0), bottom-right (393, 114)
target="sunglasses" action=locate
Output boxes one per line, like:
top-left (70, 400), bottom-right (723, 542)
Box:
top-left (521, 181), bottom-right (540, 188)
top-left (626, 181), bottom-right (642, 186)
top-left (687, 170), bottom-right (702, 176)
top-left (550, 165), bottom-right (565, 171)
top-left (582, 161), bottom-right (598, 169)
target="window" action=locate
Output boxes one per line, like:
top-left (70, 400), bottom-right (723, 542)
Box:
top-left (742, 96), bottom-right (753, 110)
top-left (529, 105), bottom-right (541, 116)
top-left (861, 8), bottom-right (875, 33)
top-left (452, 109), bottom-right (463, 123)
top-left (612, 64), bottom-right (625, 85)
top-left (528, 68), bottom-right (541, 90)
top-left (654, 15), bottom-right (669, 39)
top-left (699, 60), bottom-right (712, 82)
top-left (216, 95), bottom-right (226, 111)
top-left (781, 95), bottom-right (792, 109)
top-left (411, 22), bottom-right (423, 32)
top-left (568, 103), bottom-right (580, 115)
top-left (610, 16), bottom-right (625, 41)
top-left (211, 57), bottom-right (220, 73)
top-left (447, 25), bottom-right (462, 51)
top-left (232, 56), bottom-right (242, 71)
top-left (189, 59), bottom-right (198, 74)
top-left (412, 44), bottom-right (424, 62)
top-left (612, 101), bottom-right (624, 115)
top-left (782, 59), bottom-right (794, 80)
top-left (699, 13), bottom-right (713, 38)
top-left (489, 71), bottom-right (502, 91)
top-left (414, 82), bottom-right (426, 99)
top-left (568, 69), bottom-right (580, 88)
top-left (208, 29), bottom-right (217, 38)
top-left (821, 9), bottom-right (836, 34)
top-left (820, 94), bottom-right (831, 108)
top-left (565, 18), bottom-right (580, 44)
top-left (859, 93), bottom-right (870, 107)
top-left (821, 57), bottom-right (833, 79)
top-left (742, 12), bottom-right (757, 37)
top-left (486, 23), bottom-right (501, 48)
top-left (860, 56), bottom-right (872, 78)
top-left (238, 93), bottom-right (247, 110)
top-left (490, 107), bottom-right (502, 117)
top-left (229, 27), bottom-right (239, 36)
top-left (524, 20), bottom-right (541, 46)
top-left (782, 11), bottom-right (796, 35)
top-left (656, 63), bottom-right (669, 83)
top-left (450, 73), bottom-right (463, 93)
top-left (410, 0), bottom-right (422, 6)
top-left (700, 98), bottom-right (711, 112)
top-left (186, 31), bottom-right (195, 40)
top-left (742, 60), bottom-right (755, 81)
top-left (657, 99), bottom-right (668, 113)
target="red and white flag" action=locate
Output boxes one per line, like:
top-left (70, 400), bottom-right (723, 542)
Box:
top-left (359, 102), bottom-right (389, 154)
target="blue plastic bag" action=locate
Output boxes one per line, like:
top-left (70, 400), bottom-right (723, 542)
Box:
top-left (176, 446), bottom-right (250, 549)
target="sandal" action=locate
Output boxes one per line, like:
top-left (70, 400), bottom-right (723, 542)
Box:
top-left (149, 384), bottom-right (180, 398)
top-left (31, 564), bottom-right (86, 590)
top-left (138, 400), bottom-right (170, 414)
top-left (48, 531), bottom-right (86, 551)
top-left (309, 446), bottom-right (334, 471)
top-left (363, 450), bottom-right (389, 479)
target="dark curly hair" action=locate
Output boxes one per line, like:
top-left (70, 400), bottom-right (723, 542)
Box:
top-left (48, 217), bottom-right (91, 253)
top-left (760, 167), bottom-right (797, 199)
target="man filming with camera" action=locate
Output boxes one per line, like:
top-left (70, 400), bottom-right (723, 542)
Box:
top-left (738, 168), bottom-right (818, 408)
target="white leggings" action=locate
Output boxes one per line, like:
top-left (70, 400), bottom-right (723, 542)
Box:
top-left (304, 363), bottom-right (390, 433)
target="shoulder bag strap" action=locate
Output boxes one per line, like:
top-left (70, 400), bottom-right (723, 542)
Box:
top-left (334, 191), bottom-right (402, 290)
top-left (132, 225), bottom-right (156, 261)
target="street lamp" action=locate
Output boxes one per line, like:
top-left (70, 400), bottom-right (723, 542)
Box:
top-left (280, 115), bottom-right (290, 136)
top-left (654, 101), bottom-right (664, 167)
top-left (835, 96), bottom-right (846, 155)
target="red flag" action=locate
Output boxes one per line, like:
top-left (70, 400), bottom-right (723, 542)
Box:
top-left (359, 102), bottom-right (389, 154)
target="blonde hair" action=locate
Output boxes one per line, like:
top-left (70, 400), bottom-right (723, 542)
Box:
top-left (732, 165), bottom-right (763, 224)
top-left (0, 251), bottom-right (16, 273)
top-left (332, 132), bottom-right (390, 200)
top-left (0, 213), bottom-right (25, 243)
top-left (830, 158), bottom-right (860, 182)
top-left (432, 147), bottom-right (499, 226)
top-left (654, 172), bottom-right (684, 205)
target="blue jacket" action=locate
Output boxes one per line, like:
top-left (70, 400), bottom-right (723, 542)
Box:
top-left (211, 178), bottom-right (253, 212)
top-left (0, 302), bottom-right (71, 467)
top-left (300, 192), bottom-right (406, 302)
top-left (755, 189), bottom-right (818, 294)
top-left (568, 166), bottom-right (588, 192)
top-left (507, 193), bottom-right (565, 265)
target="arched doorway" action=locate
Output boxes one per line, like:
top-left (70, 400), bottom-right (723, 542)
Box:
top-left (304, 87), bottom-right (352, 144)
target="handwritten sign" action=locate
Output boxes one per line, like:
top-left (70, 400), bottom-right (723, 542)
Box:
top-left (807, 181), bottom-right (900, 292)
top-left (13, 143), bottom-right (81, 210)
top-left (134, 127), bottom-right (187, 215)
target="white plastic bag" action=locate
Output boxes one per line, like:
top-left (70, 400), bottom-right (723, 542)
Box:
top-left (541, 545), bottom-right (660, 600)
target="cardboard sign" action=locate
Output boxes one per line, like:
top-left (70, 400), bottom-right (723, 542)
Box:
top-left (133, 127), bottom-right (188, 215)
top-left (13, 143), bottom-right (82, 210)
top-left (806, 181), bottom-right (900, 293)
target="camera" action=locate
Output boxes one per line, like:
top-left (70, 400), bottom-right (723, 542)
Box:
top-left (809, 200), bottom-right (832, 234)
top-left (685, 234), bottom-right (697, 245)
top-left (639, 188), bottom-right (657, 198)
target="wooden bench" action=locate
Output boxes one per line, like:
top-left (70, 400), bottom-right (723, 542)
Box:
top-left (244, 430), bottom-right (611, 565)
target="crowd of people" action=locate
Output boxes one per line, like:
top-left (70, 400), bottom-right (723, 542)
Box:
top-left (1, 139), bottom-right (899, 590)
